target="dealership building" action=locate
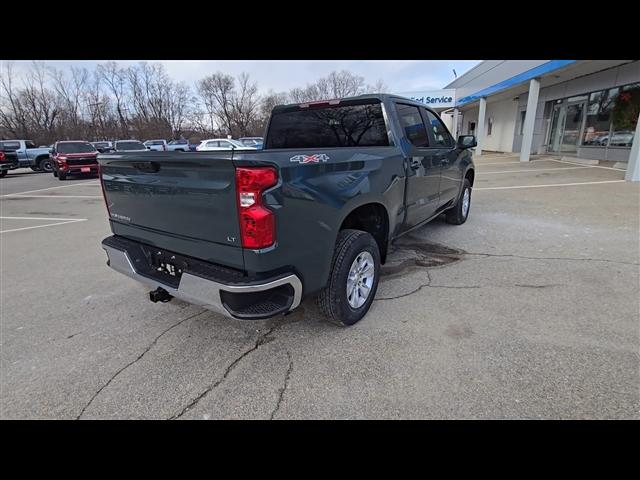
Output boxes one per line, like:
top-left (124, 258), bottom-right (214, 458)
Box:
top-left (399, 60), bottom-right (640, 180)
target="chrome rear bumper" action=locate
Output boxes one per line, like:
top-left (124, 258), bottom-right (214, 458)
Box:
top-left (102, 244), bottom-right (302, 319)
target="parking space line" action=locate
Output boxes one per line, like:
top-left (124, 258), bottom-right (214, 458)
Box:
top-left (477, 166), bottom-right (592, 175)
top-left (547, 158), bottom-right (627, 172)
top-left (1, 216), bottom-right (85, 221)
top-left (475, 159), bottom-right (555, 166)
top-left (3, 195), bottom-right (103, 199)
top-left (475, 180), bottom-right (626, 191)
top-left (1, 182), bottom-right (100, 198)
top-left (0, 218), bottom-right (87, 234)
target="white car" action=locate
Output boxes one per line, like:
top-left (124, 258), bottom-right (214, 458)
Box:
top-left (144, 139), bottom-right (168, 151)
top-left (196, 138), bottom-right (257, 152)
top-left (113, 140), bottom-right (150, 153)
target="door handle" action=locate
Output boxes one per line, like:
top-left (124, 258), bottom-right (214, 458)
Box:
top-left (410, 158), bottom-right (422, 169)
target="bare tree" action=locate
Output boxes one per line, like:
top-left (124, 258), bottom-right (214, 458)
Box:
top-left (197, 72), bottom-right (235, 136)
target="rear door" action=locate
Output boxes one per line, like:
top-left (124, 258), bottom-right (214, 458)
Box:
top-left (393, 102), bottom-right (441, 229)
top-left (422, 109), bottom-right (460, 208)
top-left (99, 151), bottom-right (245, 269)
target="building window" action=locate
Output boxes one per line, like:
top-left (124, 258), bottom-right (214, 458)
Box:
top-left (469, 122), bottom-right (476, 135)
top-left (487, 117), bottom-right (493, 136)
top-left (519, 111), bottom-right (526, 135)
top-left (611, 83), bottom-right (639, 147)
top-left (582, 89), bottom-right (616, 146)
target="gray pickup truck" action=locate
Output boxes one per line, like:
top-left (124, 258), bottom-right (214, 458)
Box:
top-left (0, 140), bottom-right (53, 172)
top-left (98, 94), bottom-right (476, 326)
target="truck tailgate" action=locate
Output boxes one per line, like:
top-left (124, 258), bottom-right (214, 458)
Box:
top-left (99, 152), bottom-right (245, 270)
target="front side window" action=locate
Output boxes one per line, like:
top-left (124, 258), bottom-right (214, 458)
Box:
top-left (266, 100), bottom-right (389, 149)
top-left (396, 104), bottom-right (429, 148)
top-left (24, 140), bottom-right (37, 149)
top-left (425, 110), bottom-right (453, 147)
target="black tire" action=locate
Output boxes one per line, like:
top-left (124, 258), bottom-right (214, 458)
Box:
top-left (58, 172), bottom-right (67, 181)
top-left (445, 178), bottom-right (472, 225)
top-left (0, 170), bottom-right (7, 178)
top-left (39, 158), bottom-right (54, 173)
top-left (30, 166), bottom-right (41, 172)
top-left (52, 169), bottom-right (58, 177)
top-left (316, 229), bottom-right (381, 327)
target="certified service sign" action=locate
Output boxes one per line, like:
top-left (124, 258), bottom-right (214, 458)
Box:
top-left (395, 89), bottom-right (456, 109)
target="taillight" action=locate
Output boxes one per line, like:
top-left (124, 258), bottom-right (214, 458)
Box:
top-left (0, 152), bottom-right (5, 161)
top-left (98, 163), bottom-right (111, 217)
top-left (235, 167), bottom-right (277, 249)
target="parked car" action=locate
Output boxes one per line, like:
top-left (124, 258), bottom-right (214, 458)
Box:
top-left (166, 139), bottom-right (190, 152)
top-left (92, 141), bottom-right (114, 153)
top-left (0, 140), bottom-right (53, 172)
top-left (189, 143), bottom-right (199, 152)
top-left (144, 139), bottom-right (168, 151)
top-left (0, 145), bottom-right (19, 178)
top-left (196, 138), bottom-right (257, 151)
top-left (238, 137), bottom-right (264, 147)
top-left (113, 140), bottom-right (149, 152)
top-left (98, 94), bottom-right (476, 326)
top-left (51, 141), bottom-right (100, 181)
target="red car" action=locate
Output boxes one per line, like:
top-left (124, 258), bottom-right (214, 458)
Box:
top-left (51, 141), bottom-right (99, 180)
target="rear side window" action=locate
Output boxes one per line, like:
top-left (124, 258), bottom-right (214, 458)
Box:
top-left (266, 100), bottom-right (389, 149)
top-left (396, 104), bottom-right (429, 148)
top-left (147, 140), bottom-right (165, 145)
top-left (424, 110), bottom-right (453, 147)
top-left (0, 141), bottom-right (21, 150)
top-left (205, 141), bottom-right (218, 148)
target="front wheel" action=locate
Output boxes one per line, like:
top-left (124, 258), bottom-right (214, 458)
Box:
top-left (58, 172), bottom-right (67, 181)
top-left (316, 229), bottom-right (380, 327)
top-left (445, 178), bottom-right (472, 225)
top-left (39, 158), bottom-right (54, 173)
top-left (0, 170), bottom-right (7, 178)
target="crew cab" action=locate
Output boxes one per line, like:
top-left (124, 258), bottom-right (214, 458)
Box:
top-left (166, 139), bottom-right (190, 152)
top-left (51, 141), bottom-right (99, 180)
top-left (98, 94), bottom-right (476, 326)
top-left (113, 140), bottom-right (149, 153)
top-left (0, 140), bottom-right (53, 172)
top-left (196, 138), bottom-right (257, 151)
top-left (144, 140), bottom-right (168, 151)
top-left (0, 146), bottom-right (19, 177)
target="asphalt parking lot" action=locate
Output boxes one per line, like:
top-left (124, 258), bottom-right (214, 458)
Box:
top-left (1, 155), bottom-right (638, 419)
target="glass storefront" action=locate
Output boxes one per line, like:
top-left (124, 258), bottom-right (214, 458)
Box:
top-left (547, 82), bottom-right (638, 155)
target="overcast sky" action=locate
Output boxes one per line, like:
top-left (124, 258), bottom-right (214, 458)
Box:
top-left (4, 60), bottom-right (480, 93)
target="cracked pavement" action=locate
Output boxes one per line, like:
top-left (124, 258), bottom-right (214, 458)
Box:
top-left (1, 159), bottom-right (639, 419)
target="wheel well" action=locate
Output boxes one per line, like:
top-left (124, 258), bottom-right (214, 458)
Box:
top-left (466, 168), bottom-right (475, 187)
top-left (339, 203), bottom-right (389, 263)
top-left (35, 155), bottom-right (50, 164)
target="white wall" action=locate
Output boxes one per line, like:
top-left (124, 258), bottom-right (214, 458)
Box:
top-left (483, 98), bottom-right (519, 152)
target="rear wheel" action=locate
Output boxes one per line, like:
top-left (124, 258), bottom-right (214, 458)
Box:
top-left (445, 178), bottom-right (472, 225)
top-left (316, 229), bottom-right (380, 327)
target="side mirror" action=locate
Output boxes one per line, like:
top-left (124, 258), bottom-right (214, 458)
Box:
top-left (457, 135), bottom-right (477, 149)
